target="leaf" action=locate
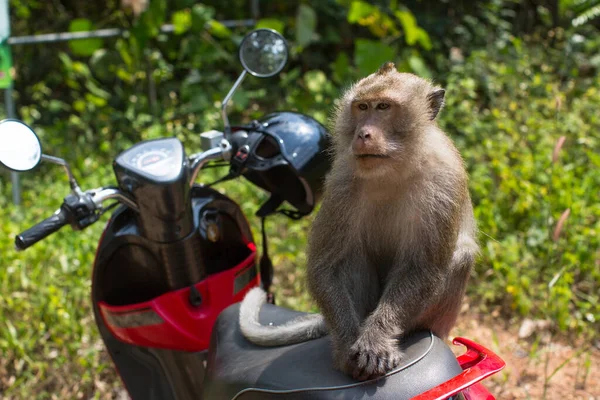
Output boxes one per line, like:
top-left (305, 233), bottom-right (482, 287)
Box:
top-left (408, 54), bottom-right (432, 79)
top-left (85, 93), bottom-right (107, 107)
top-left (354, 39), bottom-right (395, 76)
top-left (207, 20), bottom-right (232, 39)
top-left (68, 19), bottom-right (103, 57)
top-left (572, 4), bottom-right (600, 27)
top-left (304, 70), bottom-right (327, 93)
top-left (347, 0), bottom-right (377, 23)
top-left (134, 0), bottom-right (167, 41)
top-left (416, 27), bottom-right (432, 51)
top-left (332, 52), bottom-right (350, 83)
top-left (348, 1), bottom-right (398, 37)
top-left (296, 4), bottom-right (317, 47)
top-left (256, 18), bottom-right (285, 34)
top-left (115, 39), bottom-right (133, 69)
top-left (191, 4), bottom-right (215, 31)
top-left (172, 10), bottom-right (192, 35)
top-left (395, 10), bottom-right (418, 45)
top-left (84, 80), bottom-right (110, 100)
top-left (5, 320), bottom-right (18, 345)
top-left (73, 99), bottom-right (86, 113)
top-left (395, 10), bottom-right (432, 50)
top-left (58, 53), bottom-right (74, 73)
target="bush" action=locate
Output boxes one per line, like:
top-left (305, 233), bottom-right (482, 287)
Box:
top-left (440, 34), bottom-right (600, 334)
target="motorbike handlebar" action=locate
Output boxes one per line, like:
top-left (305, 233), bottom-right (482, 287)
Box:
top-left (189, 140), bottom-right (231, 186)
top-left (13, 139), bottom-right (231, 251)
top-left (15, 207), bottom-right (68, 251)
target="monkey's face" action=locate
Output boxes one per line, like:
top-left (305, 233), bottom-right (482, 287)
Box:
top-left (332, 67), bottom-right (445, 179)
top-left (350, 97), bottom-right (406, 174)
top-left (337, 91), bottom-right (425, 178)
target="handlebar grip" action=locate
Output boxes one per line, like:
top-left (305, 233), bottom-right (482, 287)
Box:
top-left (15, 208), bottom-right (68, 251)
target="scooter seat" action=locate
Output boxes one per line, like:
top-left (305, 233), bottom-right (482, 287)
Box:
top-left (203, 302), bottom-right (463, 400)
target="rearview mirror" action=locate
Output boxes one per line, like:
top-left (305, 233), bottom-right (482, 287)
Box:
top-left (0, 119), bottom-right (42, 172)
top-left (239, 29), bottom-right (288, 78)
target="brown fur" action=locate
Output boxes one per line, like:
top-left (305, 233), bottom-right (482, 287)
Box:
top-left (305, 62), bottom-right (478, 381)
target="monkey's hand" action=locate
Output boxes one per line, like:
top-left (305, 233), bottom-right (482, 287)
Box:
top-left (346, 330), bottom-right (403, 381)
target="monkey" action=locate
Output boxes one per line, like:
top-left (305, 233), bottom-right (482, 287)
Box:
top-left (239, 62), bottom-right (478, 382)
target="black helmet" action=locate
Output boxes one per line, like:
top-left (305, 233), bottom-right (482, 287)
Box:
top-left (230, 111), bottom-right (332, 219)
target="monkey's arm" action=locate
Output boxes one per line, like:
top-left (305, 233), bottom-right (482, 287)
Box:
top-left (345, 257), bottom-right (447, 380)
top-left (360, 258), bottom-right (445, 338)
top-left (306, 196), bottom-right (374, 370)
top-left (347, 184), bottom-right (466, 380)
top-left (306, 248), bottom-right (366, 367)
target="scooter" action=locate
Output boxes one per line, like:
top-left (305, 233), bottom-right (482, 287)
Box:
top-left (0, 29), bottom-right (505, 400)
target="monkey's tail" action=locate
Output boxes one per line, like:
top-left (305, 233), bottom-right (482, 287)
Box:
top-left (239, 287), bottom-right (328, 347)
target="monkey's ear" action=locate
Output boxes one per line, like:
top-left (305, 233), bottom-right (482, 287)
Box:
top-left (427, 88), bottom-right (445, 120)
top-left (377, 62), bottom-right (396, 75)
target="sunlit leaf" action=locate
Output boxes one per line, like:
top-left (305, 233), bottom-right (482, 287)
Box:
top-left (395, 10), bottom-right (431, 50)
top-left (68, 19), bottom-right (103, 57)
top-left (347, 1), bottom-right (397, 37)
top-left (304, 70), bottom-right (327, 93)
top-left (256, 18), bottom-right (285, 34)
top-left (207, 20), bottom-right (232, 39)
top-left (347, 0), bottom-right (377, 23)
top-left (172, 10), bottom-right (192, 34)
top-left (191, 3), bottom-right (215, 31)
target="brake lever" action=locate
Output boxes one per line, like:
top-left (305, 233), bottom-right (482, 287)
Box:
top-left (61, 187), bottom-right (140, 231)
top-left (189, 139), bottom-right (232, 186)
top-left (90, 187), bottom-right (139, 213)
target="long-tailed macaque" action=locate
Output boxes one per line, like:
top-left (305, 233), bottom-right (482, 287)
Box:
top-left (239, 62), bottom-right (479, 381)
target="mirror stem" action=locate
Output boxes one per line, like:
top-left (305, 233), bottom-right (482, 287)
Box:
top-left (41, 154), bottom-right (82, 193)
top-left (221, 70), bottom-right (247, 135)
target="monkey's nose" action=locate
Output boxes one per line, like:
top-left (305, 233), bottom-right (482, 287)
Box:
top-left (353, 136), bottom-right (368, 153)
top-left (357, 131), bottom-right (371, 140)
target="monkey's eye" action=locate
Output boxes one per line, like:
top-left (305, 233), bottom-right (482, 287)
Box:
top-left (358, 103), bottom-right (368, 111)
top-left (376, 103), bottom-right (390, 110)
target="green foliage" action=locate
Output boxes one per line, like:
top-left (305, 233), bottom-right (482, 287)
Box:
top-left (440, 41), bottom-right (600, 333)
top-left (567, 0), bottom-right (600, 26)
top-left (1, 0), bottom-right (600, 398)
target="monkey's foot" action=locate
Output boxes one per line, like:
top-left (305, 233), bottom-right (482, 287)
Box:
top-left (346, 336), bottom-right (403, 381)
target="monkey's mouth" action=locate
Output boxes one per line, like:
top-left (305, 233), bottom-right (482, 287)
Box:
top-left (355, 154), bottom-right (390, 159)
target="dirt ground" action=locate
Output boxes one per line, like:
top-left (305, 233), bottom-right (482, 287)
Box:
top-left (450, 305), bottom-right (600, 400)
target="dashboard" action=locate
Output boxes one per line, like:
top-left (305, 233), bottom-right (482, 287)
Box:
top-left (115, 138), bottom-right (185, 182)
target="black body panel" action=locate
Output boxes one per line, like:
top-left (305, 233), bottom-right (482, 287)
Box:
top-left (92, 185), bottom-right (254, 400)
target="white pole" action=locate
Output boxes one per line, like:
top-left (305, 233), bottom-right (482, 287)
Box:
top-left (0, 0), bottom-right (19, 204)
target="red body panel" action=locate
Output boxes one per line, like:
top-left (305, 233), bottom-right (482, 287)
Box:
top-left (412, 337), bottom-right (505, 400)
top-left (98, 243), bottom-right (258, 352)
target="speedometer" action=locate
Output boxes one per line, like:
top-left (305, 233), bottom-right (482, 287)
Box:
top-left (115, 138), bottom-right (185, 183)
top-left (131, 148), bottom-right (174, 177)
